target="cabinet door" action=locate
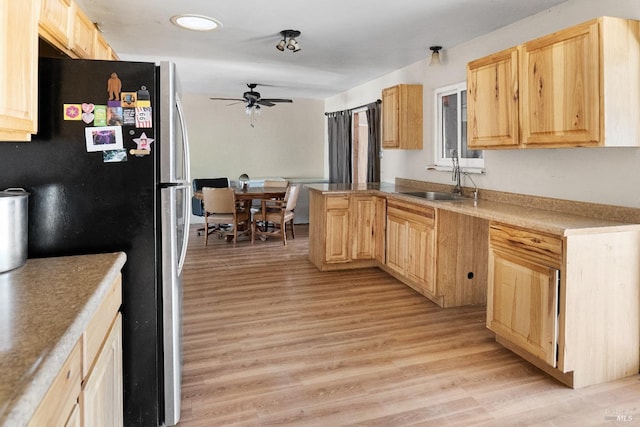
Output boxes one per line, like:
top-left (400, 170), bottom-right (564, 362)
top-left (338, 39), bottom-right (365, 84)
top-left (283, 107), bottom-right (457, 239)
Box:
top-left (0, 0), bottom-right (39, 140)
top-left (82, 314), bottom-right (123, 427)
top-left (325, 203), bottom-right (350, 263)
top-left (94, 32), bottom-right (112, 60)
top-left (382, 85), bottom-right (423, 149)
top-left (39, 0), bottom-right (72, 49)
top-left (28, 341), bottom-right (82, 427)
top-left (520, 20), bottom-right (600, 147)
top-left (385, 213), bottom-right (407, 275)
top-left (467, 47), bottom-right (519, 148)
top-left (488, 249), bottom-right (558, 366)
top-left (374, 197), bottom-right (386, 264)
top-left (351, 196), bottom-right (376, 260)
top-left (382, 86), bottom-right (399, 148)
top-left (406, 220), bottom-right (435, 295)
top-left (71, 5), bottom-right (95, 59)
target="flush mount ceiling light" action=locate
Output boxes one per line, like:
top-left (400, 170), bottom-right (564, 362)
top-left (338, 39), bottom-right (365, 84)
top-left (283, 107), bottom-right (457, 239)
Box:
top-left (429, 46), bottom-right (442, 66)
top-left (276, 30), bottom-right (301, 52)
top-left (171, 14), bottom-right (222, 31)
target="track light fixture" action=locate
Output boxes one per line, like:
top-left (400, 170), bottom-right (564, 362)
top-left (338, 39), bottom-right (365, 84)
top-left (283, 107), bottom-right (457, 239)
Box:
top-left (429, 46), bottom-right (442, 66)
top-left (276, 30), bottom-right (301, 52)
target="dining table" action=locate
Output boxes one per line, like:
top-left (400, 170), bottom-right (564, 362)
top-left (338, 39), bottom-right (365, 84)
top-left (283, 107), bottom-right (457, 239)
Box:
top-left (194, 186), bottom-right (288, 204)
top-left (194, 186), bottom-right (289, 239)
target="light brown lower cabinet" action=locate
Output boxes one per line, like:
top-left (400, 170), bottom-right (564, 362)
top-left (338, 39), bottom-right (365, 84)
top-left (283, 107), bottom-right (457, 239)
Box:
top-left (435, 210), bottom-right (488, 307)
top-left (487, 222), bottom-right (640, 388)
top-left (309, 191), bottom-right (385, 270)
top-left (29, 275), bottom-right (123, 426)
top-left (487, 225), bottom-right (561, 367)
top-left (385, 200), bottom-right (436, 297)
top-left (384, 201), bottom-right (488, 307)
top-left (81, 314), bottom-right (123, 427)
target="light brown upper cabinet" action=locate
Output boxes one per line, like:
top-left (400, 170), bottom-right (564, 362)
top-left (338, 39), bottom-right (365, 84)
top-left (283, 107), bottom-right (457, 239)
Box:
top-left (467, 47), bottom-right (519, 149)
top-left (382, 84), bottom-right (423, 149)
top-left (39, 0), bottom-right (73, 50)
top-left (71, 4), bottom-right (96, 59)
top-left (0, 1), bottom-right (39, 141)
top-left (94, 31), bottom-right (114, 60)
top-left (39, 0), bottom-right (118, 60)
top-left (467, 17), bottom-right (640, 149)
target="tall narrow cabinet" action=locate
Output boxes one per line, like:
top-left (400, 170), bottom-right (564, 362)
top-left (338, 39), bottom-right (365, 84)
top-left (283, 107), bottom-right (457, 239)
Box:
top-left (382, 84), bottom-right (423, 149)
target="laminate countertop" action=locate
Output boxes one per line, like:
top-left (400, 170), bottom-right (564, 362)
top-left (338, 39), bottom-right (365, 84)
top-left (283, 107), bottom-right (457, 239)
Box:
top-left (306, 183), bottom-right (640, 236)
top-left (0, 252), bottom-right (126, 427)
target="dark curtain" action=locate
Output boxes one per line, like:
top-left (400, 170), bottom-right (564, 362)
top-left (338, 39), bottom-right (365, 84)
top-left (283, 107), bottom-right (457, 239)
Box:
top-left (365, 101), bottom-right (381, 183)
top-left (327, 111), bottom-right (352, 184)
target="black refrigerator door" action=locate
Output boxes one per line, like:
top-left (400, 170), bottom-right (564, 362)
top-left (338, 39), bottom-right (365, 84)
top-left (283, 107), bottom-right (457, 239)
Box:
top-left (0, 58), bottom-right (161, 426)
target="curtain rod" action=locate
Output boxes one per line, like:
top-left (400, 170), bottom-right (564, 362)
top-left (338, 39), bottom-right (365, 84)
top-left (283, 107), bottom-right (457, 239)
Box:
top-left (325, 99), bottom-right (381, 116)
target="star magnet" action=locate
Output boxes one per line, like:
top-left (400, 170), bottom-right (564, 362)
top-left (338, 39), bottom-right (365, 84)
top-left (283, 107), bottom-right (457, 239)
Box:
top-left (130, 132), bottom-right (154, 156)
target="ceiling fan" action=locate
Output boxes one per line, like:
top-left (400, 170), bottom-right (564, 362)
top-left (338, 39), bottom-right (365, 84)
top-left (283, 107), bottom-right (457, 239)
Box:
top-left (210, 83), bottom-right (293, 107)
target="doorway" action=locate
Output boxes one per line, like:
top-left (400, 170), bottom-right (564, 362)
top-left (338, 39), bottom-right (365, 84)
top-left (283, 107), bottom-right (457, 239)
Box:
top-left (353, 110), bottom-right (369, 184)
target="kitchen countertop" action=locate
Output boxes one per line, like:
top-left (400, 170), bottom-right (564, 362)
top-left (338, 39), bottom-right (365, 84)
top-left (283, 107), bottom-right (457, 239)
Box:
top-left (0, 252), bottom-right (126, 427)
top-left (306, 183), bottom-right (640, 236)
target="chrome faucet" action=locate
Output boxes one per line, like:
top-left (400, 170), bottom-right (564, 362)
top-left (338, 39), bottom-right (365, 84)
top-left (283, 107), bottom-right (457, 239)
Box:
top-left (451, 150), bottom-right (461, 194)
top-left (463, 171), bottom-right (479, 201)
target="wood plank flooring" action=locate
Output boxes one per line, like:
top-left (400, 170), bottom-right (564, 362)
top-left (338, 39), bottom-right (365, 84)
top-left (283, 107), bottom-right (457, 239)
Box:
top-left (179, 225), bottom-right (640, 426)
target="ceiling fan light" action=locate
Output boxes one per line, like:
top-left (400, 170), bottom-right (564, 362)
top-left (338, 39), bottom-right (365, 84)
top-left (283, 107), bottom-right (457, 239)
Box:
top-left (287, 38), bottom-right (298, 50)
top-left (429, 45), bottom-right (442, 66)
top-left (276, 39), bottom-right (286, 51)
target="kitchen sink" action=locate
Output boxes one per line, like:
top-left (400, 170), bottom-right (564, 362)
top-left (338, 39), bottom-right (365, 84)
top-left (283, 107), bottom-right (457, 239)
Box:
top-left (399, 191), bottom-right (466, 201)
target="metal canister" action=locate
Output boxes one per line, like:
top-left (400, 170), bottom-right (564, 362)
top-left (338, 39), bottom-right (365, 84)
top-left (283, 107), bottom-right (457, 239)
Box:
top-left (0, 188), bottom-right (29, 273)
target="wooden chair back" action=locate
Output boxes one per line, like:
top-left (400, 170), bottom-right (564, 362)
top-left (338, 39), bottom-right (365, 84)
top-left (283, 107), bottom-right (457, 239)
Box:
top-left (202, 187), bottom-right (235, 214)
top-left (263, 180), bottom-right (289, 188)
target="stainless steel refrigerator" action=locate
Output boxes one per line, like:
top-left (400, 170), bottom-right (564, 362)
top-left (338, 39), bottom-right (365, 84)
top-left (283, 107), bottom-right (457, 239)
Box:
top-left (0, 57), bottom-right (190, 426)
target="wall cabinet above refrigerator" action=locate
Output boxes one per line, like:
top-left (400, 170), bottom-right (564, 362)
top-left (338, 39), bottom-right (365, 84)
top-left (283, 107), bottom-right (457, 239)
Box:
top-left (1, 0), bottom-right (119, 142)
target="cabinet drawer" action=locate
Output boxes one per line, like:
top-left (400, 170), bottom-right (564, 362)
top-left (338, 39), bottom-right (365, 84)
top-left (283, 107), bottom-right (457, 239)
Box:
top-left (388, 200), bottom-right (435, 227)
top-left (83, 275), bottom-right (122, 378)
top-left (326, 195), bottom-right (349, 210)
top-left (29, 341), bottom-right (82, 427)
top-left (490, 223), bottom-right (562, 268)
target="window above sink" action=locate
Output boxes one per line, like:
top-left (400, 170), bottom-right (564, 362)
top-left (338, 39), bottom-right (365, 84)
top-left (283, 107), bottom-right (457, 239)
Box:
top-left (434, 82), bottom-right (484, 171)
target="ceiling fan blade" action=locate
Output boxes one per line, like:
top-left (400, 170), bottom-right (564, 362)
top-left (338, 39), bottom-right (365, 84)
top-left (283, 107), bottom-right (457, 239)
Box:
top-left (257, 100), bottom-right (275, 107)
top-left (260, 98), bottom-right (293, 103)
top-left (210, 97), bottom-right (244, 101)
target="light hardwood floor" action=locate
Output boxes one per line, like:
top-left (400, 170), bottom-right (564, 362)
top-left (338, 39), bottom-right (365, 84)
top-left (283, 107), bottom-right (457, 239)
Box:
top-left (179, 225), bottom-right (640, 426)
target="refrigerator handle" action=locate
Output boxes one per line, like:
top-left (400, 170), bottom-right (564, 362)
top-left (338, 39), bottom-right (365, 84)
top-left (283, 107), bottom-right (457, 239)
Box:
top-left (178, 186), bottom-right (190, 273)
top-left (176, 96), bottom-right (191, 183)
top-left (176, 96), bottom-right (191, 272)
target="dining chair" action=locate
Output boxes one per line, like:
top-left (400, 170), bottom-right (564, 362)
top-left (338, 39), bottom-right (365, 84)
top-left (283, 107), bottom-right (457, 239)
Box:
top-left (192, 177), bottom-right (229, 236)
top-left (250, 179), bottom-right (289, 217)
top-left (251, 184), bottom-right (300, 245)
top-left (201, 187), bottom-right (250, 247)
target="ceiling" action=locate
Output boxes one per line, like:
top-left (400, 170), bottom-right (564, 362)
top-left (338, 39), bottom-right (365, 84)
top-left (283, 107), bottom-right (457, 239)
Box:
top-left (76, 0), bottom-right (568, 100)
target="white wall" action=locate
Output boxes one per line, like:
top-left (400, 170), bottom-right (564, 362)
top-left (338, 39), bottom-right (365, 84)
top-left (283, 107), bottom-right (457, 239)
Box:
top-left (183, 93), bottom-right (325, 181)
top-left (325, 0), bottom-right (640, 208)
